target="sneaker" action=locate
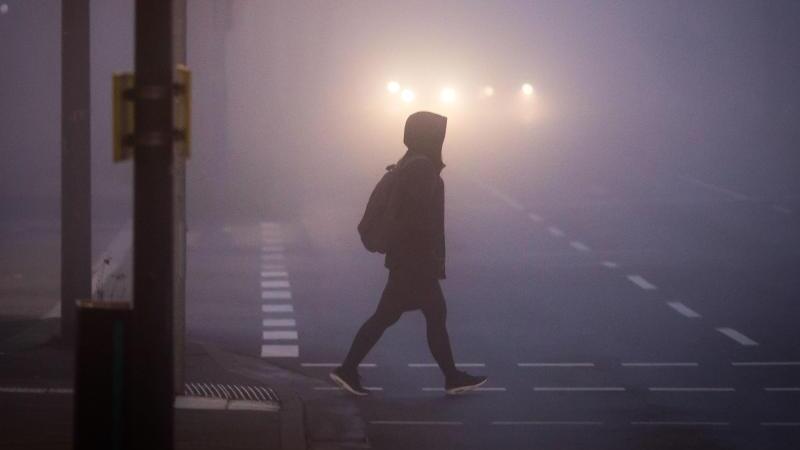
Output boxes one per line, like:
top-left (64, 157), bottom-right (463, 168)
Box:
top-left (330, 367), bottom-right (370, 396)
top-left (445, 370), bottom-right (488, 395)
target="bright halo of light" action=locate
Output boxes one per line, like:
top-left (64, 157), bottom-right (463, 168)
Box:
top-left (483, 86), bottom-right (495, 97)
top-left (440, 87), bottom-right (457, 103)
top-left (521, 83), bottom-right (535, 96)
top-left (400, 89), bottom-right (415, 103)
top-left (386, 81), bottom-right (400, 94)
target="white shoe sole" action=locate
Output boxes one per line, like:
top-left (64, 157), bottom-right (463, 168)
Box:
top-left (329, 372), bottom-right (369, 396)
top-left (446, 377), bottom-right (488, 395)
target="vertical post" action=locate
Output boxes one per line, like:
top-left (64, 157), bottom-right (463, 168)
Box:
top-left (132, 0), bottom-right (174, 447)
top-left (172, 0), bottom-right (188, 396)
top-left (61, 0), bottom-right (91, 344)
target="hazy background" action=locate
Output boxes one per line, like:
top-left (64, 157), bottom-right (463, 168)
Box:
top-left (2, 0), bottom-right (799, 228)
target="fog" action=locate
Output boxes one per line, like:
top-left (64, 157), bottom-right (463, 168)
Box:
top-left (2, 0), bottom-right (799, 225)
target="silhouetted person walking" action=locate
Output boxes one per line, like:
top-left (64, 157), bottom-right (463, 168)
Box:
top-left (331, 111), bottom-right (487, 396)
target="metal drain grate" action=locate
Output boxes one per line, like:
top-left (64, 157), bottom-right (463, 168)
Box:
top-left (185, 382), bottom-right (280, 403)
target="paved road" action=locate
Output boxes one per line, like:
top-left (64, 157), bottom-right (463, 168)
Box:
top-left (185, 161), bottom-right (800, 450)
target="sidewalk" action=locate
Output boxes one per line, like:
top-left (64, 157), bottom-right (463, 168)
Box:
top-left (0, 323), bottom-right (369, 450)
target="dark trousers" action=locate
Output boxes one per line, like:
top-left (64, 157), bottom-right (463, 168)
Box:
top-left (342, 270), bottom-right (457, 377)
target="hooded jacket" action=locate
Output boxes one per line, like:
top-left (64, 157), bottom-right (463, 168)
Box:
top-left (385, 111), bottom-right (448, 279)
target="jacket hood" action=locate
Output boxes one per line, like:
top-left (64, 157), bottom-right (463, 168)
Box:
top-left (403, 111), bottom-right (447, 170)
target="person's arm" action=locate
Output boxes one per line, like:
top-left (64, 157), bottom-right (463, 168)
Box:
top-left (398, 157), bottom-right (438, 235)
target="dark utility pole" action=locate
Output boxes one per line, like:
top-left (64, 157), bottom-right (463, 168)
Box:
top-left (131, 0), bottom-right (177, 447)
top-left (61, 0), bottom-right (92, 344)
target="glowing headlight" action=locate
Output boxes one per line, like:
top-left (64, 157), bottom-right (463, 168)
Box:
top-left (400, 89), bottom-right (415, 103)
top-left (521, 83), bottom-right (535, 96)
top-left (387, 81), bottom-right (400, 94)
top-left (440, 87), bottom-right (457, 103)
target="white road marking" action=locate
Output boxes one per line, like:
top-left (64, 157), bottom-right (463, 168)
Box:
top-left (262, 319), bottom-right (296, 327)
top-left (314, 386), bottom-right (383, 392)
top-left (491, 421), bottom-right (603, 426)
top-left (477, 182), bottom-right (526, 211)
top-left (731, 361), bottom-right (800, 367)
top-left (717, 328), bottom-right (758, 346)
top-left (621, 362), bottom-right (698, 367)
top-left (518, 362), bottom-right (595, 368)
top-left (547, 226), bottom-right (565, 237)
top-left (666, 302), bottom-right (701, 318)
top-left (772, 204), bottom-right (793, 214)
top-left (648, 387), bottom-right (735, 392)
top-left (570, 241), bottom-right (591, 252)
top-left (0, 387), bottom-right (73, 395)
top-left (261, 280), bottom-right (290, 289)
top-left (261, 253), bottom-right (285, 261)
top-left (260, 344), bottom-right (299, 358)
top-left (262, 330), bottom-right (298, 340)
top-left (627, 274), bottom-right (657, 290)
top-left (261, 304), bottom-right (293, 313)
top-left (408, 363), bottom-right (486, 368)
top-left (680, 176), bottom-right (752, 202)
top-left (300, 363), bottom-right (376, 368)
top-left (528, 212), bottom-right (543, 223)
top-left (601, 261), bottom-right (619, 269)
top-left (533, 387), bottom-right (625, 392)
top-left (261, 271), bottom-right (289, 278)
top-left (370, 420), bottom-right (464, 426)
top-left (632, 421), bottom-right (729, 426)
top-left (261, 264), bottom-right (286, 271)
top-left (764, 387), bottom-right (800, 392)
top-left (174, 396), bottom-right (227, 410)
top-left (227, 399), bottom-right (280, 412)
top-left (422, 387), bottom-right (506, 392)
top-left (262, 290), bottom-right (292, 300)
top-left (261, 245), bottom-right (285, 252)
top-left (761, 422), bottom-right (800, 427)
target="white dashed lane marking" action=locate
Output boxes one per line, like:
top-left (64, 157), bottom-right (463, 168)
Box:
top-left (569, 241), bottom-right (591, 252)
top-left (518, 362), bottom-right (594, 368)
top-left (262, 318), bottom-right (296, 327)
top-left (492, 421), bottom-right (603, 426)
top-left (262, 290), bottom-right (292, 300)
top-left (301, 363), bottom-right (377, 368)
top-left (260, 345), bottom-right (299, 358)
top-left (261, 253), bottom-right (285, 261)
top-left (648, 387), bottom-right (735, 392)
top-left (621, 362), bottom-right (698, 367)
top-left (731, 361), bottom-right (800, 367)
top-left (533, 387), bottom-right (625, 392)
top-left (315, 386), bottom-right (383, 392)
top-left (601, 261), bottom-right (618, 269)
top-left (261, 330), bottom-right (298, 340)
top-left (547, 226), bottom-right (565, 238)
top-left (764, 387), bottom-right (800, 392)
top-left (666, 302), bottom-right (701, 318)
top-left (421, 387), bottom-right (506, 392)
top-left (408, 363), bottom-right (485, 368)
top-left (771, 204), bottom-right (792, 215)
top-left (632, 421), bottom-right (729, 427)
top-left (261, 271), bottom-right (289, 278)
top-left (717, 328), bottom-right (759, 346)
top-left (527, 212), bottom-right (543, 223)
top-left (261, 304), bottom-right (293, 313)
top-left (627, 274), bottom-right (657, 290)
top-left (370, 421), bottom-right (464, 426)
top-left (261, 280), bottom-right (290, 289)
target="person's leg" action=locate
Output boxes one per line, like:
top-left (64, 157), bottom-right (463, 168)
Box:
top-left (420, 280), bottom-right (457, 378)
top-left (341, 278), bottom-right (404, 372)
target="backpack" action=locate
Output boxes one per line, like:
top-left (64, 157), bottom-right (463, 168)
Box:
top-left (357, 156), bottom-right (423, 253)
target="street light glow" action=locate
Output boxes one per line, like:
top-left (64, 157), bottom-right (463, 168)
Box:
top-left (387, 81), bottom-right (400, 94)
top-left (440, 87), bottom-right (457, 103)
top-left (521, 83), bottom-right (535, 96)
top-left (0, 4), bottom-right (9, 14)
top-left (400, 88), bottom-right (415, 103)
